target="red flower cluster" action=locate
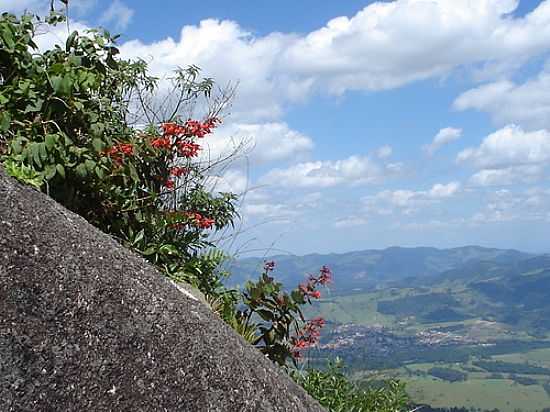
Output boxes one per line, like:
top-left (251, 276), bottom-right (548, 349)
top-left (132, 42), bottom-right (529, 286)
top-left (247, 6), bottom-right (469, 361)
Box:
top-left (176, 142), bottom-right (201, 158)
top-left (291, 317), bottom-right (325, 358)
top-left (170, 166), bottom-right (190, 177)
top-left (164, 179), bottom-right (175, 189)
top-left (318, 266), bottom-right (332, 285)
top-left (151, 137), bottom-right (171, 149)
top-left (103, 143), bottom-right (134, 165)
top-left (166, 211), bottom-right (215, 230)
top-left (161, 118), bottom-right (219, 139)
top-left (298, 266), bottom-right (332, 300)
top-left (185, 212), bottom-right (215, 229)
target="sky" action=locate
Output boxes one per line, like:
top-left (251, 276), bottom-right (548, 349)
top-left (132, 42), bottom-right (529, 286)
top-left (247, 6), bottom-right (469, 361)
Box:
top-left (3, 0), bottom-right (550, 256)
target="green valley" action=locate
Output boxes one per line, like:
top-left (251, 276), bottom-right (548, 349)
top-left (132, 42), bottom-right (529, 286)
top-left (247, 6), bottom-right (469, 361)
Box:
top-left (232, 247), bottom-right (550, 411)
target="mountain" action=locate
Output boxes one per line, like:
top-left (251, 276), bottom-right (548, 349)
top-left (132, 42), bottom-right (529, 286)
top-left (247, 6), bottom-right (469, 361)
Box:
top-left (228, 246), bottom-right (534, 292)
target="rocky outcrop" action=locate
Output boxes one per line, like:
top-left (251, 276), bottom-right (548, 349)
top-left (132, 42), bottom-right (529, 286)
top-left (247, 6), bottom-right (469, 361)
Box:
top-left (0, 168), bottom-right (325, 412)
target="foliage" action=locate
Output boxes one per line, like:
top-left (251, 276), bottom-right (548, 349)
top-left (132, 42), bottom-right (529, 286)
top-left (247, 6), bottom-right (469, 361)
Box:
top-left (238, 262), bottom-right (332, 365)
top-left (0, 11), bottom-right (237, 291)
top-left (291, 360), bottom-right (410, 412)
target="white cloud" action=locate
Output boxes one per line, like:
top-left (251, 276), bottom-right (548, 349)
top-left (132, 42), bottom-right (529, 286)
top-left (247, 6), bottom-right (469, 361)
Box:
top-left (376, 145), bottom-right (393, 159)
top-left (363, 182), bottom-right (461, 214)
top-left (1, 0), bottom-right (96, 17)
top-left (334, 216), bottom-right (369, 228)
top-left (429, 182), bottom-right (462, 198)
top-left (243, 203), bottom-right (296, 219)
top-left (33, 20), bottom-right (92, 52)
top-left (260, 155), bottom-right (397, 188)
top-left (0, 0), bottom-right (49, 14)
top-left (454, 66), bottom-right (550, 130)
top-left (469, 187), bottom-right (550, 223)
top-left (205, 169), bottom-right (249, 194)
top-left (113, 0), bottom-right (550, 123)
top-left (423, 127), bottom-right (462, 155)
top-left (282, 0), bottom-right (550, 93)
top-left (99, 0), bottom-right (134, 31)
top-left (119, 20), bottom-right (294, 122)
top-left (457, 125), bottom-right (550, 169)
top-left (469, 165), bottom-right (545, 186)
top-left (201, 122), bottom-right (313, 165)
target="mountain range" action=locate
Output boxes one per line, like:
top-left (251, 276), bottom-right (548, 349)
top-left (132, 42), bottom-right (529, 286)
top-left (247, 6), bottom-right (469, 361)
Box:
top-left (228, 246), bottom-right (538, 292)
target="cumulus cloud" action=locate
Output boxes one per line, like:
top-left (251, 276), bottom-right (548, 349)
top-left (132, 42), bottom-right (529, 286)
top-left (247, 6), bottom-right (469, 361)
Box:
top-left (334, 216), bottom-right (369, 228)
top-left (0, 0), bottom-right (96, 17)
top-left (423, 127), bottom-right (462, 155)
top-left (429, 182), bottom-right (462, 198)
top-left (205, 169), bottom-right (249, 194)
top-left (363, 182), bottom-right (461, 215)
top-left (454, 67), bottom-right (550, 130)
top-left (457, 125), bottom-right (550, 169)
top-left (119, 20), bottom-right (295, 122)
top-left (200, 122), bottom-right (313, 165)
top-left (11, 0), bottom-right (550, 119)
top-left (376, 145), bottom-right (393, 159)
top-left (282, 0), bottom-right (550, 93)
top-left (469, 165), bottom-right (545, 186)
top-left (112, 0), bottom-right (550, 123)
top-left (470, 187), bottom-right (550, 224)
top-left (99, 0), bottom-right (134, 31)
top-left (33, 20), bottom-right (92, 52)
top-left (260, 155), bottom-right (398, 188)
top-left (0, 0), bottom-right (48, 13)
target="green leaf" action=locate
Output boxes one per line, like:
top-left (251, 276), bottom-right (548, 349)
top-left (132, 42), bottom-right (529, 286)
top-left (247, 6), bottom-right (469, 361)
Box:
top-left (45, 134), bottom-right (57, 150)
top-left (31, 143), bottom-right (42, 167)
top-left (0, 112), bottom-right (11, 132)
top-left (0, 93), bottom-right (9, 105)
top-left (24, 98), bottom-right (44, 113)
top-left (127, 162), bottom-right (139, 181)
top-left (66, 30), bottom-right (78, 51)
top-left (91, 138), bottom-right (103, 153)
top-left (75, 163), bottom-right (88, 178)
top-left (56, 164), bottom-right (65, 178)
top-left (94, 166), bottom-right (105, 179)
top-left (159, 244), bottom-right (179, 256)
top-left (44, 164), bottom-right (57, 180)
top-left (50, 74), bottom-right (73, 96)
top-left (10, 137), bottom-right (23, 154)
top-left (0, 27), bottom-right (15, 50)
top-left (143, 246), bottom-right (157, 256)
top-left (38, 142), bottom-right (48, 161)
top-left (84, 159), bottom-right (96, 172)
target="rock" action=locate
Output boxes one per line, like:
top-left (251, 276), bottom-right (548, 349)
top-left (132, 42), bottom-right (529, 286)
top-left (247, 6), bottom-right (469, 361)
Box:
top-left (0, 168), bottom-right (325, 412)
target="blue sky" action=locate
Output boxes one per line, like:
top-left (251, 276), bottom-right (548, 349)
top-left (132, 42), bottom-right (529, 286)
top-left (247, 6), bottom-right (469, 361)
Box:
top-left (4, 0), bottom-right (550, 255)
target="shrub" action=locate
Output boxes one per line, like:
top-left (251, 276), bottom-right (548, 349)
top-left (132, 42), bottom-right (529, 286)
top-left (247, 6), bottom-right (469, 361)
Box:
top-left (291, 360), bottom-right (410, 412)
top-left (0, 11), bottom-right (237, 290)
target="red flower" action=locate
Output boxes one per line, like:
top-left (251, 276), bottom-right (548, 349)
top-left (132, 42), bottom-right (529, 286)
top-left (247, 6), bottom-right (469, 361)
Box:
top-left (184, 211), bottom-right (215, 229)
top-left (103, 143), bottom-right (134, 164)
top-left (291, 317), bottom-right (326, 358)
top-left (177, 142), bottom-right (201, 158)
top-left (170, 166), bottom-right (190, 177)
top-left (309, 290), bottom-right (321, 299)
top-left (197, 217), bottom-right (215, 229)
top-left (161, 118), bottom-right (219, 139)
top-left (161, 122), bottom-right (179, 136)
top-left (318, 266), bottom-right (332, 285)
top-left (151, 137), bottom-right (171, 149)
top-left (164, 179), bottom-right (175, 189)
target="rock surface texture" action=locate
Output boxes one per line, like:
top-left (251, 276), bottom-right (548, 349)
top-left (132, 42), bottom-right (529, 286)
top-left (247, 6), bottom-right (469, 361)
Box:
top-left (0, 168), bottom-right (325, 412)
